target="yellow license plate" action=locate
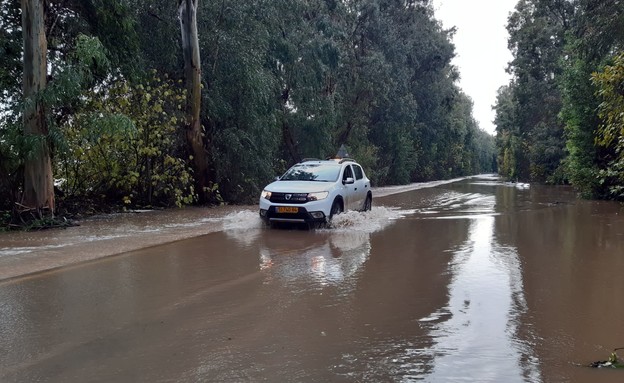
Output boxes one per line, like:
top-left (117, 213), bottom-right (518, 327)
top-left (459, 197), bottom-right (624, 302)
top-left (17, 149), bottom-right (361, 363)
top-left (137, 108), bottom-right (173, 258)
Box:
top-left (277, 206), bottom-right (299, 213)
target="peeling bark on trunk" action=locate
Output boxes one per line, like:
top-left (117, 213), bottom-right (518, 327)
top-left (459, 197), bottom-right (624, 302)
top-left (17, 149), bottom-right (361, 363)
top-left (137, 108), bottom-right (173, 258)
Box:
top-left (21, 0), bottom-right (55, 213)
top-left (178, 0), bottom-right (211, 203)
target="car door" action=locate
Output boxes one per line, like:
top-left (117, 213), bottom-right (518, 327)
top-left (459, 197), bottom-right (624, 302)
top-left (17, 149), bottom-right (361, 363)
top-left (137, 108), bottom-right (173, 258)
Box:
top-left (341, 164), bottom-right (357, 211)
top-left (351, 164), bottom-right (368, 209)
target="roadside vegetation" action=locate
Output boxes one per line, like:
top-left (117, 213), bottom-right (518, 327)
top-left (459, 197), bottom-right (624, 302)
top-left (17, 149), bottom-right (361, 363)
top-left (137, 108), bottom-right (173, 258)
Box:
top-left (495, 0), bottom-right (624, 200)
top-left (0, 0), bottom-right (519, 231)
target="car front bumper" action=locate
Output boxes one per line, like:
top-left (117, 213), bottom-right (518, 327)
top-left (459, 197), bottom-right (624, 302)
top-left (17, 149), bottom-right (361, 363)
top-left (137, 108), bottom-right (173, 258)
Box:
top-left (259, 199), bottom-right (330, 224)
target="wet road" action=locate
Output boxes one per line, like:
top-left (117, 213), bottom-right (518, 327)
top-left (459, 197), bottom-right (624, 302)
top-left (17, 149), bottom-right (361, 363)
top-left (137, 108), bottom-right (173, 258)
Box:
top-left (1, 175), bottom-right (624, 382)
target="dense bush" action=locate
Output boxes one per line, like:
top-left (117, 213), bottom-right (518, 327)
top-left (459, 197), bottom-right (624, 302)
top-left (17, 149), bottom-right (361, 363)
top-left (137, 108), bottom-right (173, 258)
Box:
top-left (593, 52), bottom-right (624, 200)
top-left (57, 72), bottom-right (196, 208)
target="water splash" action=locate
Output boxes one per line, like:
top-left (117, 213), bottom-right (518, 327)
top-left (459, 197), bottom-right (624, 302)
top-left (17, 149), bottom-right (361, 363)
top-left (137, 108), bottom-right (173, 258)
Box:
top-left (220, 206), bottom-right (406, 233)
top-left (323, 206), bottom-right (406, 234)
top-left (222, 210), bottom-right (265, 231)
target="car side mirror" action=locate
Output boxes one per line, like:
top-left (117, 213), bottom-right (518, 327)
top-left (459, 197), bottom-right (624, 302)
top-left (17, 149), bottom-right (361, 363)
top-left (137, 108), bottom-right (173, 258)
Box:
top-left (343, 177), bottom-right (355, 185)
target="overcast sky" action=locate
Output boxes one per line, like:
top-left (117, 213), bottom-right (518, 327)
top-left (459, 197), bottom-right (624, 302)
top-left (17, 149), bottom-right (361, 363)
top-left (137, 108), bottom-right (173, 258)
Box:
top-left (432, 0), bottom-right (518, 135)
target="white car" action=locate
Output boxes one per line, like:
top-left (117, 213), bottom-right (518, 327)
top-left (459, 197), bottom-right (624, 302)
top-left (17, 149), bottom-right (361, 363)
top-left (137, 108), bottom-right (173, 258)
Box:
top-left (259, 158), bottom-right (372, 227)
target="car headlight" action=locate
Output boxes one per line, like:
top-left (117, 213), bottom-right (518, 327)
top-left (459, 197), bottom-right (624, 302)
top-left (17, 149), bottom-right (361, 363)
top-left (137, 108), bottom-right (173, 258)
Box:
top-left (261, 190), bottom-right (272, 200)
top-left (307, 191), bottom-right (329, 201)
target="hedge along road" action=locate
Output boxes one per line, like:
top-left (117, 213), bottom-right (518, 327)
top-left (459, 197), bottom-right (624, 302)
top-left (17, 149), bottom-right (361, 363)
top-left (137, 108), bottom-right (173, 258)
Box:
top-left (1, 175), bottom-right (623, 382)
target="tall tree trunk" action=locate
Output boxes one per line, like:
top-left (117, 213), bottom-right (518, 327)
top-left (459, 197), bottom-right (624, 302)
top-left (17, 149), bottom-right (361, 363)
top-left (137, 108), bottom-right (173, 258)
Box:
top-left (21, 0), bottom-right (54, 213)
top-left (178, 0), bottom-right (210, 203)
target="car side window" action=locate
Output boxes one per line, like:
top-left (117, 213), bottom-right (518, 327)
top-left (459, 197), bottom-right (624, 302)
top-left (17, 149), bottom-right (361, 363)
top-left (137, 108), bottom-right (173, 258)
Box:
top-left (353, 165), bottom-right (363, 180)
top-left (342, 165), bottom-right (353, 182)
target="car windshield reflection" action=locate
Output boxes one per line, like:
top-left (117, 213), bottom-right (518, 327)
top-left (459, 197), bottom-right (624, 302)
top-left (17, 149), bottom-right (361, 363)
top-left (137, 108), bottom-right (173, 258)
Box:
top-left (281, 164), bottom-right (340, 182)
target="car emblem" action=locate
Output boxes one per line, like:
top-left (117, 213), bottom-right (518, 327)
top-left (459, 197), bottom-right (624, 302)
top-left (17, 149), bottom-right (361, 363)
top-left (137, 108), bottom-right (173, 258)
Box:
top-left (285, 194), bottom-right (292, 200)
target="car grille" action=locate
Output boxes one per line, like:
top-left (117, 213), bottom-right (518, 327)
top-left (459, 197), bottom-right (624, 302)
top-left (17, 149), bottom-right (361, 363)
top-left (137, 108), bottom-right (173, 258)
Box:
top-left (269, 192), bottom-right (308, 204)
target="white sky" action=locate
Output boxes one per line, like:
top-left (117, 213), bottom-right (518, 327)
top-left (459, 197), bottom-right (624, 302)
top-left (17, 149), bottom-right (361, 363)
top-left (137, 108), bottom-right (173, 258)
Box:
top-left (432, 0), bottom-right (518, 135)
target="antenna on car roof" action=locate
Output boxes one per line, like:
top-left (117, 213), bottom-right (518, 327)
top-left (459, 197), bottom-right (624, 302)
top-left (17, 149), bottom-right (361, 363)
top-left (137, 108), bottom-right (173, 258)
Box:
top-left (331, 144), bottom-right (355, 163)
top-left (336, 144), bottom-right (349, 158)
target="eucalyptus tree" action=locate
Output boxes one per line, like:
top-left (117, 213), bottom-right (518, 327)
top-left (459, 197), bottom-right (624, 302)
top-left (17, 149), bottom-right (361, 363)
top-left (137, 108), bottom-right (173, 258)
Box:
top-left (266, 0), bottom-right (343, 163)
top-left (1, 0), bottom-right (144, 215)
top-left (502, 0), bottom-right (571, 182)
top-left (446, 92), bottom-right (480, 176)
top-left (561, 0), bottom-right (624, 198)
top-left (21, 0), bottom-right (55, 213)
top-left (381, 0), bottom-right (459, 181)
top-left (2, 0), bottom-right (503, 215)
top-left (345, 0), bottom-right (417, 184)
top-left (494, 85), bottom-right (522, 180)
top-left (192, 0), bottom-right (280, 202)
top-left (497, 0), bottom-right (624, 197)
top-left (178, 0), bottom-right (211, 203)
top-left (129, 0), bottom-right (282, 202)
top-left (331, 0), bottom-right (453, 183)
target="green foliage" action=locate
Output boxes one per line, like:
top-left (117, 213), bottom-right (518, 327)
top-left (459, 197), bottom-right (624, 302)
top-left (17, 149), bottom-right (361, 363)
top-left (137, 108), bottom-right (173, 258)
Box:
top-left (58, 72), bottom-right (196, 207)
top-left (44, 34), bottom-right (111, 114)
top-left (92, 0), bottom-right (140, 73)
top-left (498, 0), bottom-right (569, 183)
top-left (0, 28), bottom-right (112, 212)
top-left (131, 0), bottom-right (181, 76)
top-left (0, 117), bottom-right (22, 211)
top-left (557, 0), bottom-right (624, 198)
top-left (57, 0), bottom-right (141, 78)
top-left (590, 347), bottom-right (624, 368)
top-left (199, 0), bottom-right (281, 203)
top-left (2, 0), bottom-right (502, 213)
top-left (495, 0), bottom-right (624, 199)
top-left (0, 0), bottom-right (26, 211)
top-left (593, 52), bottom-right (624, 200)
top-left (0, 0), bottom-right (22, 101)
top-left (560, 52), bottom-right (602, 198)
top-left (593, 53), bottom-right (624, 149)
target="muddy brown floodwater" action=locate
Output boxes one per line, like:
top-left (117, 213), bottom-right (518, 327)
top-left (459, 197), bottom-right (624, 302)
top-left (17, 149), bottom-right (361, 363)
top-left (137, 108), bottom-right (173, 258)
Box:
top-left (1, 175), bottom-right (624, 382)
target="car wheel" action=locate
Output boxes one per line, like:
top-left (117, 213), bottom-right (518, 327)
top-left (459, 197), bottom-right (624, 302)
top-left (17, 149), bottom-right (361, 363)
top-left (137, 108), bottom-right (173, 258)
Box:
top-left (329, 199), bottom-right (343, 220)
top-left (364, 194), bottom-right (372, 211)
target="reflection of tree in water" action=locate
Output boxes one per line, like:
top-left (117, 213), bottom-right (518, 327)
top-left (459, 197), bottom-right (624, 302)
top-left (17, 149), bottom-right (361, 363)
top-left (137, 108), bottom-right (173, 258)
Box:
top-left (421, 216), bottom-right (539, 382)
top-left (334, 214), bottom-right (537, 382)
top-left (286, 169), bottom-right (319, 181)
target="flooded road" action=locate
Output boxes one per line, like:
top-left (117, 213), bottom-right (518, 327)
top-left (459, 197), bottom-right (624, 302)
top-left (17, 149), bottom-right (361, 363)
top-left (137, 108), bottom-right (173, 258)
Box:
top-left (1, 175), bottom-right (624, 382)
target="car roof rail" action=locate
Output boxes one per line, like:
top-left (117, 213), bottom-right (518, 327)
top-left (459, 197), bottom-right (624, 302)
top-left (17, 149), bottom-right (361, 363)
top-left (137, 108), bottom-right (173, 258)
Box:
top-left (301, 157), bottom-right (322, 163)
top-left (338, 158), bottom-right (356, 164)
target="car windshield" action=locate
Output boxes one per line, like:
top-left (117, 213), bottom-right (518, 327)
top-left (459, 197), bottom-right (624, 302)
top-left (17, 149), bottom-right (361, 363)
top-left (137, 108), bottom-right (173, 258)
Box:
top-left (280, 163), bottom-right (341, 182)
